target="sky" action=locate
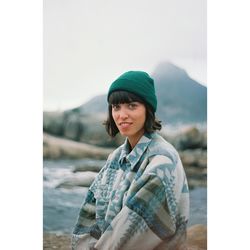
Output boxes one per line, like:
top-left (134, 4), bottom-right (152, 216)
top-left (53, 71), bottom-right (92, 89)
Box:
top-left (44, 0), bottom-right (206, 111)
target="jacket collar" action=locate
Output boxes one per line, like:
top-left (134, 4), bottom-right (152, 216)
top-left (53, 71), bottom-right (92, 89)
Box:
top-left (118, 132), bottom-right (153, 171)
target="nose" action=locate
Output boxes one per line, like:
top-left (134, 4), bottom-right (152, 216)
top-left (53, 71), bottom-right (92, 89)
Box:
top-left (119, 107), bottom-right (129, 120)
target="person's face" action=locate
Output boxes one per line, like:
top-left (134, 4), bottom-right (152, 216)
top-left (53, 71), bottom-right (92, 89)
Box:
top-left (112, 102), bottom-right (146, 140)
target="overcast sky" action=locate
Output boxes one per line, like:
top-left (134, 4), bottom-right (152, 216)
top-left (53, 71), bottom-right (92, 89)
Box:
top-left (44, 0), bottom-right (206, 111)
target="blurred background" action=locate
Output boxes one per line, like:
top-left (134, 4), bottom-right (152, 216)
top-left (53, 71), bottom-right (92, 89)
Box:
top-left (43, 0), bottom-right (207, 242)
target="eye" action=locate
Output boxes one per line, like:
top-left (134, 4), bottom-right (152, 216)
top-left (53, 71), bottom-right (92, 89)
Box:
top-left (128, 103), bottom-right (137, 109)
top-left (112, 104), bottom-right (120, 111)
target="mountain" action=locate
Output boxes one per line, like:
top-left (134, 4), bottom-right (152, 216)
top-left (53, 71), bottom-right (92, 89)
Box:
top-left (78, 95), bottom-right (107, 116)
top-left (153, 62), bottom-right (207, 124)
top-left (78, 62), bottom-right (207, 124)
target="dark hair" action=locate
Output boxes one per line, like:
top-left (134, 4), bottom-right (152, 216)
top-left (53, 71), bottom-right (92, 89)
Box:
top-left (104, 91), bottom-right (161, 137)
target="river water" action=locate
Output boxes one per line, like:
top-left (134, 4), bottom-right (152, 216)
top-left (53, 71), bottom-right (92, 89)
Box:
top-left (43, 159), bottom-right (207, 234)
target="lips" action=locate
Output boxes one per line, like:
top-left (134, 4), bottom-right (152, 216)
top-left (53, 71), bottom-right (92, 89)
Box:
top-left (119, 122), bottom-right (133, 129)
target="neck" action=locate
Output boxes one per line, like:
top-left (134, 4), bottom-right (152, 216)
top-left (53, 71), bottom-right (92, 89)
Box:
top-left (127, 130), bottom-right (144, 149)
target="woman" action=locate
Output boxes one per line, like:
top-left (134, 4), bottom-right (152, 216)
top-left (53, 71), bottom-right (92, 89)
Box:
top-left (72, 71), bottom-right (189, 250)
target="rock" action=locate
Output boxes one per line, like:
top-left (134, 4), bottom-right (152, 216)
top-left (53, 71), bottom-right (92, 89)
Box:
top-left (180, 149), bottom-right (207, 168)
top-left (173, 127), bottom-right (207, 150)
top-left (78, 116), bottom-right (114, 147)
top-left (43, 233), bottom-right (71, 250)
top-left (187, 179), bottom-right (207, 190)
top-left (76, 115), bottom-right (125, 148)
top-left (187, 224), bottom-right (207, 250)
top-left (63, 110), bottom-right (124, 147)
top-left (184, 166), bottom-right (207, 177)
top-left (72, 163), bottom-right (104, 173)
top-left (184, 165), bottom-right (207, 189)
top-left (43, 132), bottom-right (113, 160)
top-left (178, 149), bottom-right (207, 189)
top-left (43, 110), bottom-right (126, 148)
top-left (43, 111), bottom-right (64, 136)
top-left (56, 171), bottom-right (97, 188)
top-left (63, 113), bottom-right (83, 141)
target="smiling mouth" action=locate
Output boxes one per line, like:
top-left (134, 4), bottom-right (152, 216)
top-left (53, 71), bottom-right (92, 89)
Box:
top-left (119, 122), bottom-right (133, 126)
top-left (118, 122), bottom-right (133, 129)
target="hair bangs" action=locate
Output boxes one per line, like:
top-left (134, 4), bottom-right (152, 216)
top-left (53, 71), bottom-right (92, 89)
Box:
top-left (108, 90), bottom-right (144, 105)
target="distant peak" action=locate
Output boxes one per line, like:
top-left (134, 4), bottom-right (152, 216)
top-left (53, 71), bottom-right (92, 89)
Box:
top-left (152, 61), bottom-right (188, 78)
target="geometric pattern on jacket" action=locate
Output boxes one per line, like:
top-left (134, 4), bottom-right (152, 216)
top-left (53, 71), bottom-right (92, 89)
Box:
top-left (72, 132), bottom-right (189, 250)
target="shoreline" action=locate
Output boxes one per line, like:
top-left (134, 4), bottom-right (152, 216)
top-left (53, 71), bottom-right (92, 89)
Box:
top-left (44, 232), bottom-right (71, 250)
top-left (44, 224), bottom-right (207, 250)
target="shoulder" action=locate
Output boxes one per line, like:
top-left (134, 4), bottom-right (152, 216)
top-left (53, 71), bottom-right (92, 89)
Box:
top-left (147, 133), bottom-right (180, 165)
top-left (143, 133), bottom-right (186, 181)
top-left (90, 144), bottom-right (124, 178)
top-left (106, 144), bottom-right (124, 162)
top-left (89, 145), bottom-right (124, 193)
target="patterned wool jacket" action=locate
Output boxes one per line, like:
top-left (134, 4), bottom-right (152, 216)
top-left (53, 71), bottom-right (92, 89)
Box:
top-left (72, 132), bottom-right (189, 250)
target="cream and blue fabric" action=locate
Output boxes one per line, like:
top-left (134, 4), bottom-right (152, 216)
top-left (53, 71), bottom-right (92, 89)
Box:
top-left (72, 133), bottom-right (189, 250)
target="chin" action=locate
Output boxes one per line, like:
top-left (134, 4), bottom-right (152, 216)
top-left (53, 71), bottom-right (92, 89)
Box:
top-left (119, 131), bottom-right (130, 136)
top-left (119, 130), bottom-right (133, 137)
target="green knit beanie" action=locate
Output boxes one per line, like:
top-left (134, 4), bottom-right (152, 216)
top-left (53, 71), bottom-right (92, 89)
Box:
top-left (107, 71), bottom-right (157, 112)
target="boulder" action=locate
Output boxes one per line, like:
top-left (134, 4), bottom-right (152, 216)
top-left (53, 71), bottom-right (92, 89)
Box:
top-left (63, 113), bottom-right (83, 141)
top-left (180, 149), bottom-right (207, 168)
top-left (187, 179), bottom-right (207, 190)
top-left (43, 132), bottom-right (113, 160)
top-left (172, 127), bottom-right (207, 150)
top-left (187, 224), bottom-right (207, 250)
top-left (43, 110), bottom-right (126, 148)
top-left (43, 111), bottom-right (64, 136)
top-left (56, 171), bottom-right (97, 188)
top-left (77, 115), bottom-right (125, 147)
top-left (178, 149), bottom-right (207, 189)
top-left (71, 163), bottom-right (104, 173)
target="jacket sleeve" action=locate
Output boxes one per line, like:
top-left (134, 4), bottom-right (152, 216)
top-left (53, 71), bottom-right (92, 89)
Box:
top-left (71, 189), bottom-right (99, 250)
top-left (93, 174), bottom-right (177, 250)
top-left (72, 153), bottom-right (115, 250)
top-left (71, 161), bottom-right (110, 250)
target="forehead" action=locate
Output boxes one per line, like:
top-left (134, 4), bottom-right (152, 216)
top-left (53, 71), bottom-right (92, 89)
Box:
top-left (108, 91), bottom-right (143, 104)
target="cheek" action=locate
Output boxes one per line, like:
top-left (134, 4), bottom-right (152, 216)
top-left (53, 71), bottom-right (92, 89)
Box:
top-left (142, 108), bottom-right (146, 121)
top-left (112, 111), bottom-right (117, 122)
top-left (142, 115), bottom-right (146, 125)
top-left (136, 110), bottom-right (146, 125)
